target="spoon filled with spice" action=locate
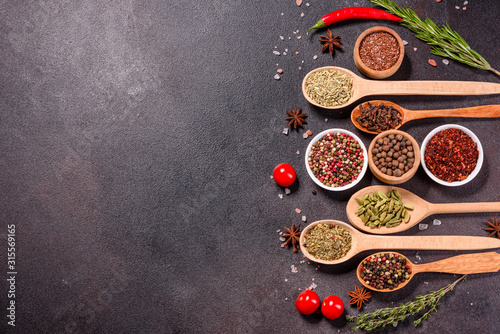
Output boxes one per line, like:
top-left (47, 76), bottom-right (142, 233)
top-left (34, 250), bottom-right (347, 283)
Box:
top-left (299, 220), bottom-right (500, 265)
top-left (351, 100), bottom-right (500, 134)
top-left (357, 251), bottom-right (500, 292)
top-left (346, 185), bottom-right (500, 235)
top-left (302, 66), bottom-right (500, 110)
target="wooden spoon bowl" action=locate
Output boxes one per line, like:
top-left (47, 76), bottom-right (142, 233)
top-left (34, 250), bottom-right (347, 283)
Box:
top-left (346, 185), bottom-right (500, 234)
top-left (351, 100), bottom-right (500, 134)
top-left (357, 251), bottom-right (500, 292)
top-left (299, 219), bottom-right (500, 265)
top-left (302, 66), bottom-right (500, 110)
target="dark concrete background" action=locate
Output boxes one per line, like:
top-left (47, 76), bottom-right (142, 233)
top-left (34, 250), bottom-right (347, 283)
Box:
top-left (0, 0), bottom-right (499, 333)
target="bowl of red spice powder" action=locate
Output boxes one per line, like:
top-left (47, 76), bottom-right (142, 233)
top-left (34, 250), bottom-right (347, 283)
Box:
top-left (305, 129), bottom-right (368, 191)
top-left (353, 26), bottom-right (405, 80)
top-left (421, 124), bottom-right (483, 186)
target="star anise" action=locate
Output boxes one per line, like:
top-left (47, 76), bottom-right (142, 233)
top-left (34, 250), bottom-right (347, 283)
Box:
top-left (348, 285), bottom-right (371, 310)
top-left (319, 29), bottom-right (343, 55)
top-left (285, 106), bottom-right (307, 129)
top-left (281, 223), bottom-right (301, 252)
top-left (485, 216), bottom-right (500, 239)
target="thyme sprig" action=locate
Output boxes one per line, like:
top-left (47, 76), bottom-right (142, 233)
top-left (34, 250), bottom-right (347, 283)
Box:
top-left (370, 0), bottom-right (500, 76)
top-left (346, 275), bottom-right (467, 332)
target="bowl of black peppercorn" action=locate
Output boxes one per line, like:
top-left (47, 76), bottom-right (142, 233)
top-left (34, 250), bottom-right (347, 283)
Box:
top-left (368, 130), bottom-right (420, 185)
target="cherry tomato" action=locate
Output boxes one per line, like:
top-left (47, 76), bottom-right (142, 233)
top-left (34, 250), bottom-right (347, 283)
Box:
top-left (273, 163), bottom-right (296, 187)
top-left (321, 295), bottom-right (344, 319)
top-left (295, 290), bottom-right (320, 315)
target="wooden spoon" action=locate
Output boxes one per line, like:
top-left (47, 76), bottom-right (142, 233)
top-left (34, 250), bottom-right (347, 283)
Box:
top-left (351, 100), bottom-right (500, 134)
top-left (302, 66), bottom-right (500, 110)
top-left (299, 220), bottom-right (500, 265)
top-left (357, 251), bottom-right (500, 292)
top-left (346, 186), bottom-right (500, 235)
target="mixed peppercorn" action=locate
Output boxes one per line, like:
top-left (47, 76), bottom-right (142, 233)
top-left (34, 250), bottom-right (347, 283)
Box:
top-left (307, 132), bottom-right (364, 187)
top-left (359, 252), bottom-right (411, 290)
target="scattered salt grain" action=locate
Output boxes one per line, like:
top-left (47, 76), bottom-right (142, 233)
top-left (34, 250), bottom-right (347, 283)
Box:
top-left (285, 188), bottom-right (291, 195)
top-left (278, 194), bottom-right (283, 199)
top-left (298, 66), bottom-right (302, 70)
top-left (442, 59), bottom-right (450, 65)
top-left (302, 216), bottom-right (307, 222)
top-left (283, 128), bottom-right (289, 135)
top-left (402, 40), bottom-right (408, 45)
top-left (295, 208), bottom-right (302, 214)
top-left (464, 1), bottom-right (468, 4)
top-left (455, 5), bottom-right (460, 9)
top-left (325, 118), bottom-right (328, 122)
top-left (296, 150), bottom-right (300, 155)
top-left (273, 50), bottom-right (280, 56)
top-left (424, 281), bottom-right (429, 285)
top-left (419, 223), bottom-right (429, 230)
top-left (295, 51), bottom-right (299, 55)
top-left (279, 35), bottom-right (284, 40)
top-left (279, 236), bottom-right (286, 242)
top-left (313, 55), bottom-right (318, 60)
top-left (296, 0), bottom-right (302, 6)
top-left (415, 252), bottom-right (422, 261)
top-left (285, 48), bottom-right (289, 52)
top-left (277, 68), bottom-right (283, 74)
top-left (291, 265), bottom-right (298, 273)
top-left (274, 74), bottom-right (281, 80)
top-left (463, 7), bottom-right (467, 10)
top-left (393, 322), bottom-right (398, 327)
top-left (306, 3), bottom-right (310, 6)
top-left (433, 219), bottom-right (442, 226)
top-left (297, 36), bottom-right (302, 39)
top-left (306, 129), bottom-right (313, 136)
top-left (283, 52), bottom-right (287, 56)
top-left (303, 133), bottom-right (309, 139)
top-left (428, 59), bottom-right (437, 67)
top-left (300, 13), bottom-right (305, 18)
top-left (414, 47), bottom-right (417, 51)
top-left (285, 278), bottom-right (288, 282)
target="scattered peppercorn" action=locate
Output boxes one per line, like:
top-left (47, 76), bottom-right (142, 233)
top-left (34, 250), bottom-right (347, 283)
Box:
top-left (307, 132), bottom-right (364, 188)
top-left (424, 128), bottom-right (479, 182)
top-left (359, 252), bottom-right (411, 290)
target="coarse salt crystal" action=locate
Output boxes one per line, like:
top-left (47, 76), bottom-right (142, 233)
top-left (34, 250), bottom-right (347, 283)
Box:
top-left (297, 36), bottom-right (302, 39)
top-left (463, 7), bottom-right (466, 10)
top-left (455, 5), bottom-right (460, 9)
top-left (306, 129), bottom-right (313, 136)
top-left (442, 59), bottom-right (450, 65)
top-left (291, 265), bottom-right (298, 273)
top-left (393, 322), bottom-right (398, 327)
top-left (325, 118), bottom-right (328, 122)
top-left (283, 52), bottom-right (287, 56)
top-left (273, 50), bottom-right (280, 56)
top-left (414, 47), bottom-right (417, 51)
top-left (303, 133), bottom-right (309, 139)
top-left (419, 223), bottom-right (429, 230)
top-left (296, 0), bottom-right (302, 6)
top-left (464, 0), bottom-right (468, 4)
top-left (313, 55), bottom-right (318, 60)
top-left (278, 194), bottom-right (283, 199)
top-left (283, 128), bottom-right (289, 135)
top-left (402, 40), bottom-right (408, 45)
top-left (433, 219), bottom-right (442, 225)
top-left (295, 208), bottom-right (302, 214)
top-left (279, 236), bottom-right (286, 242)
top-left (277, 68), bottom-right (283, 74)
top-left (428, 59), bottom-right (437, 67)
top-left (285, 188), bottom-right (291, 195)
top-left (296, 150), bottom-right (300, 155)
top-left (306, 3), bottom-right (310, 6)
top-left (274, 74), bottom-right (281, 80)
top-left (300, 12), bottom-right (305, 17)
top-left (302, 216), bottom-right (307, 222)
top-left (279, 35), bottom-right (284, 40)
top-left (298, 66), bottom-right (302, 70)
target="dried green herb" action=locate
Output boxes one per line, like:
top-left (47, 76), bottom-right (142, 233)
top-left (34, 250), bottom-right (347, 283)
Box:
top-left (347, 275), bottom-right (467, 332)
top-left (305, 70), bottom-right (353, 107)
top-left (303, 223), bottom-right (352, 261)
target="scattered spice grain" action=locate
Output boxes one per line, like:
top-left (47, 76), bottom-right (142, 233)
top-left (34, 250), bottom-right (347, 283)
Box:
top-left (359, 31), bottom-right (400, 71)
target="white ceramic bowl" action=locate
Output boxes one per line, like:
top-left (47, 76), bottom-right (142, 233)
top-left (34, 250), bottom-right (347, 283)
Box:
top-left (305, 129), bottom-right (368, 191)
top-left (420, 124), bottom-right (483, 186)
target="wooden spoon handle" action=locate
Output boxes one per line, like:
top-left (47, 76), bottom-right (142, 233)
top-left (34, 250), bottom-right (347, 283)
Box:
top-left (362, 234), bottom-right (500, 252)
top-left (428, 202), bottom-right (500, 215)
top-left (413, 252), bottom-right (500, 275)
top-left (404, 105), bottom-right (500, 122)
top-left (359, 80), bottom-right (500, 97)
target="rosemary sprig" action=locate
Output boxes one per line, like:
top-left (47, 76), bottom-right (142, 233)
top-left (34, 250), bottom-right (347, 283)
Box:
top-left (370, 0), bottom-right (500, 76)
top-left (346, 275), bottom-right (467, 332)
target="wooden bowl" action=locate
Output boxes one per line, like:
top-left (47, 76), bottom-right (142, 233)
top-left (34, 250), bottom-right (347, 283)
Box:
top-left (368, 130), bottom-right (420, 185)
top-left (353, 26), bottom-right (405, 80)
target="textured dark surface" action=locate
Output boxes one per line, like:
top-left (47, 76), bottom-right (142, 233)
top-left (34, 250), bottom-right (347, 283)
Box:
top-left (0, 1), bottom-right (499, 333)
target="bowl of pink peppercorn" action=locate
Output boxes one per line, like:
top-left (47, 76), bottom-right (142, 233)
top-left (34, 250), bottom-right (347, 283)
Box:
top-left (305, 129), bottom-right (368, 191)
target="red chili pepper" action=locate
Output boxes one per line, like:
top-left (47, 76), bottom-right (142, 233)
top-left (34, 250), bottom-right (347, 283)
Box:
top-left (306, 7), bottom-right (402, 35)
